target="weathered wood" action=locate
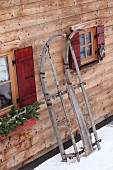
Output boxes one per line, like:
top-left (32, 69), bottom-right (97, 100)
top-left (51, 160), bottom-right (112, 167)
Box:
top-left (1, 0), bottom-right (113, 169)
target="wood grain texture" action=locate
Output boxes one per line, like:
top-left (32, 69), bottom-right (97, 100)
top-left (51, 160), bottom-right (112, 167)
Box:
top-left (1, 0), bottom-right (113, 169)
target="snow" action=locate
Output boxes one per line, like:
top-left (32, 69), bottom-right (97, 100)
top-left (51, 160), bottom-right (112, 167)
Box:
top-left (34, 125), bottom-right (113, 170)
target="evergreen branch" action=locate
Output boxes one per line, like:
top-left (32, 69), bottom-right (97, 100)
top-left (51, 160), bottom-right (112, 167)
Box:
top-left (0, 101), bottom-right (44, 137)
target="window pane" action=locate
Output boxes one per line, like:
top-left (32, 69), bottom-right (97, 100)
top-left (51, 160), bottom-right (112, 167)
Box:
top-left (0, 57), bottom-right (10, 83)
top-left (80, 47), bottom-right (86, 59)
top-left (86, 45), bottom-right (92, 57)
top-left (86, 32), bottom-right (91, 44)
top-left (80, 34), bottom-right (85, 46)
top-left (0, 83), bottom-right (12, 110)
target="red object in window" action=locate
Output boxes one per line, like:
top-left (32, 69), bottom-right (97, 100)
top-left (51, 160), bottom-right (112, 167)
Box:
top-left (97, 25), bottom-right (105, 59)
top-left (15, 46), bottom-right (37, 107)
top-left (69, 32), bottom-right (81, 69)
top-left (0, 118), bottom-right (36, 141)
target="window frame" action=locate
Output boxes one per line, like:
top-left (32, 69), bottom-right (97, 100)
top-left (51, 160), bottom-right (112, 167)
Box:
top-left (79, 27), bottom-right (98, 66)
top-left (0, 51), bottom-right (19, 116)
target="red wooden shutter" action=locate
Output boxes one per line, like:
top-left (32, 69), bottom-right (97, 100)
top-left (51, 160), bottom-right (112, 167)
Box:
top-left (97, 25), bottom-right (105, 59)
top-left (69, 32), bottom-right (81, 69)
top-left (14, 46), bottom-right (37, 107)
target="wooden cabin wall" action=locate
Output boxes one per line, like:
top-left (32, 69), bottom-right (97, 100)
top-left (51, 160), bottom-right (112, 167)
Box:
top-left (0, 0), bottom-right (113, 169)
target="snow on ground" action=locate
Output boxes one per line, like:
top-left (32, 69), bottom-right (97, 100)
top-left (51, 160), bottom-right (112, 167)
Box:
top-left (34, 125), bottom-right (113, 170)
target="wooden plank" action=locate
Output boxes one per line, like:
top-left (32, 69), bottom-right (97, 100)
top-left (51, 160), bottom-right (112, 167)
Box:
top-left (0, 30), bottom-right (20, 44)
top-left (1, 0), bottom-right (113, 169)
top-left (0, 40), bottom-right (20, 54)
top-left (21, 0), bottom-right (107, 18)
top-left (0, 6), bottom-right (22, 21)
top-left (0, 0), bottom-right (20, 8)
top-left (0, 5), bottom-right (109, 35)
top-left (105, 25), bottom-right (113, 35)
top-left (19, 0), bottom-right (105, 13)
top-left (1, 137), bottom-right (33, 162)
top-left (107, 0), bottom-right (113, 8)
top-left (0, 0), bottom-right (107, 22)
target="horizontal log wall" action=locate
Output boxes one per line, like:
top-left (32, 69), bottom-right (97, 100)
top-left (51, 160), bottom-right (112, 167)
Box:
top-left (0, 0), bottom-right (113, 169)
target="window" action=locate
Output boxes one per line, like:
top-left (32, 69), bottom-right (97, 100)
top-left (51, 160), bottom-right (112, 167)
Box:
top-left (0, 46), bottom-right (37, 115)
top-left (0, 52), bottom-right (19, 114)
top-left (0, 57), bottom-right (12, 109)
top-left (79, 27), bottom-right (97, 66)
top-left (69, 25), bottom-right (105, 69)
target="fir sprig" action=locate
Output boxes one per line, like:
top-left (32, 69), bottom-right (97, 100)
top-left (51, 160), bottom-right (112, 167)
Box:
top-left (0, 101), bottom-right (44, 137)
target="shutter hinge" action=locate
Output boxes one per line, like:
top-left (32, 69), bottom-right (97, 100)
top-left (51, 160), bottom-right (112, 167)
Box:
top-left (16, 98), bottom-right (20, 104)
top-left (12, 60), bottom-right (16, 66)
top-left (94, 34), bottom-right (99, 39)
top-left (95, 49), bottom-right (99, 54)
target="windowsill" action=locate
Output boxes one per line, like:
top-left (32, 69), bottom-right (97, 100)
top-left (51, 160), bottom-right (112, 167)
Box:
top-left (80, 60), bottom-right (99, 70)
top-left (0, 117), bottom-right (37, 141)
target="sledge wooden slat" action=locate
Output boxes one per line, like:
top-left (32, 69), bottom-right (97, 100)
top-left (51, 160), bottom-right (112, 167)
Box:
top-left (14, 46), bottom-right (37, 107)
top-left (1, 0), bottom-right (113, 169)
